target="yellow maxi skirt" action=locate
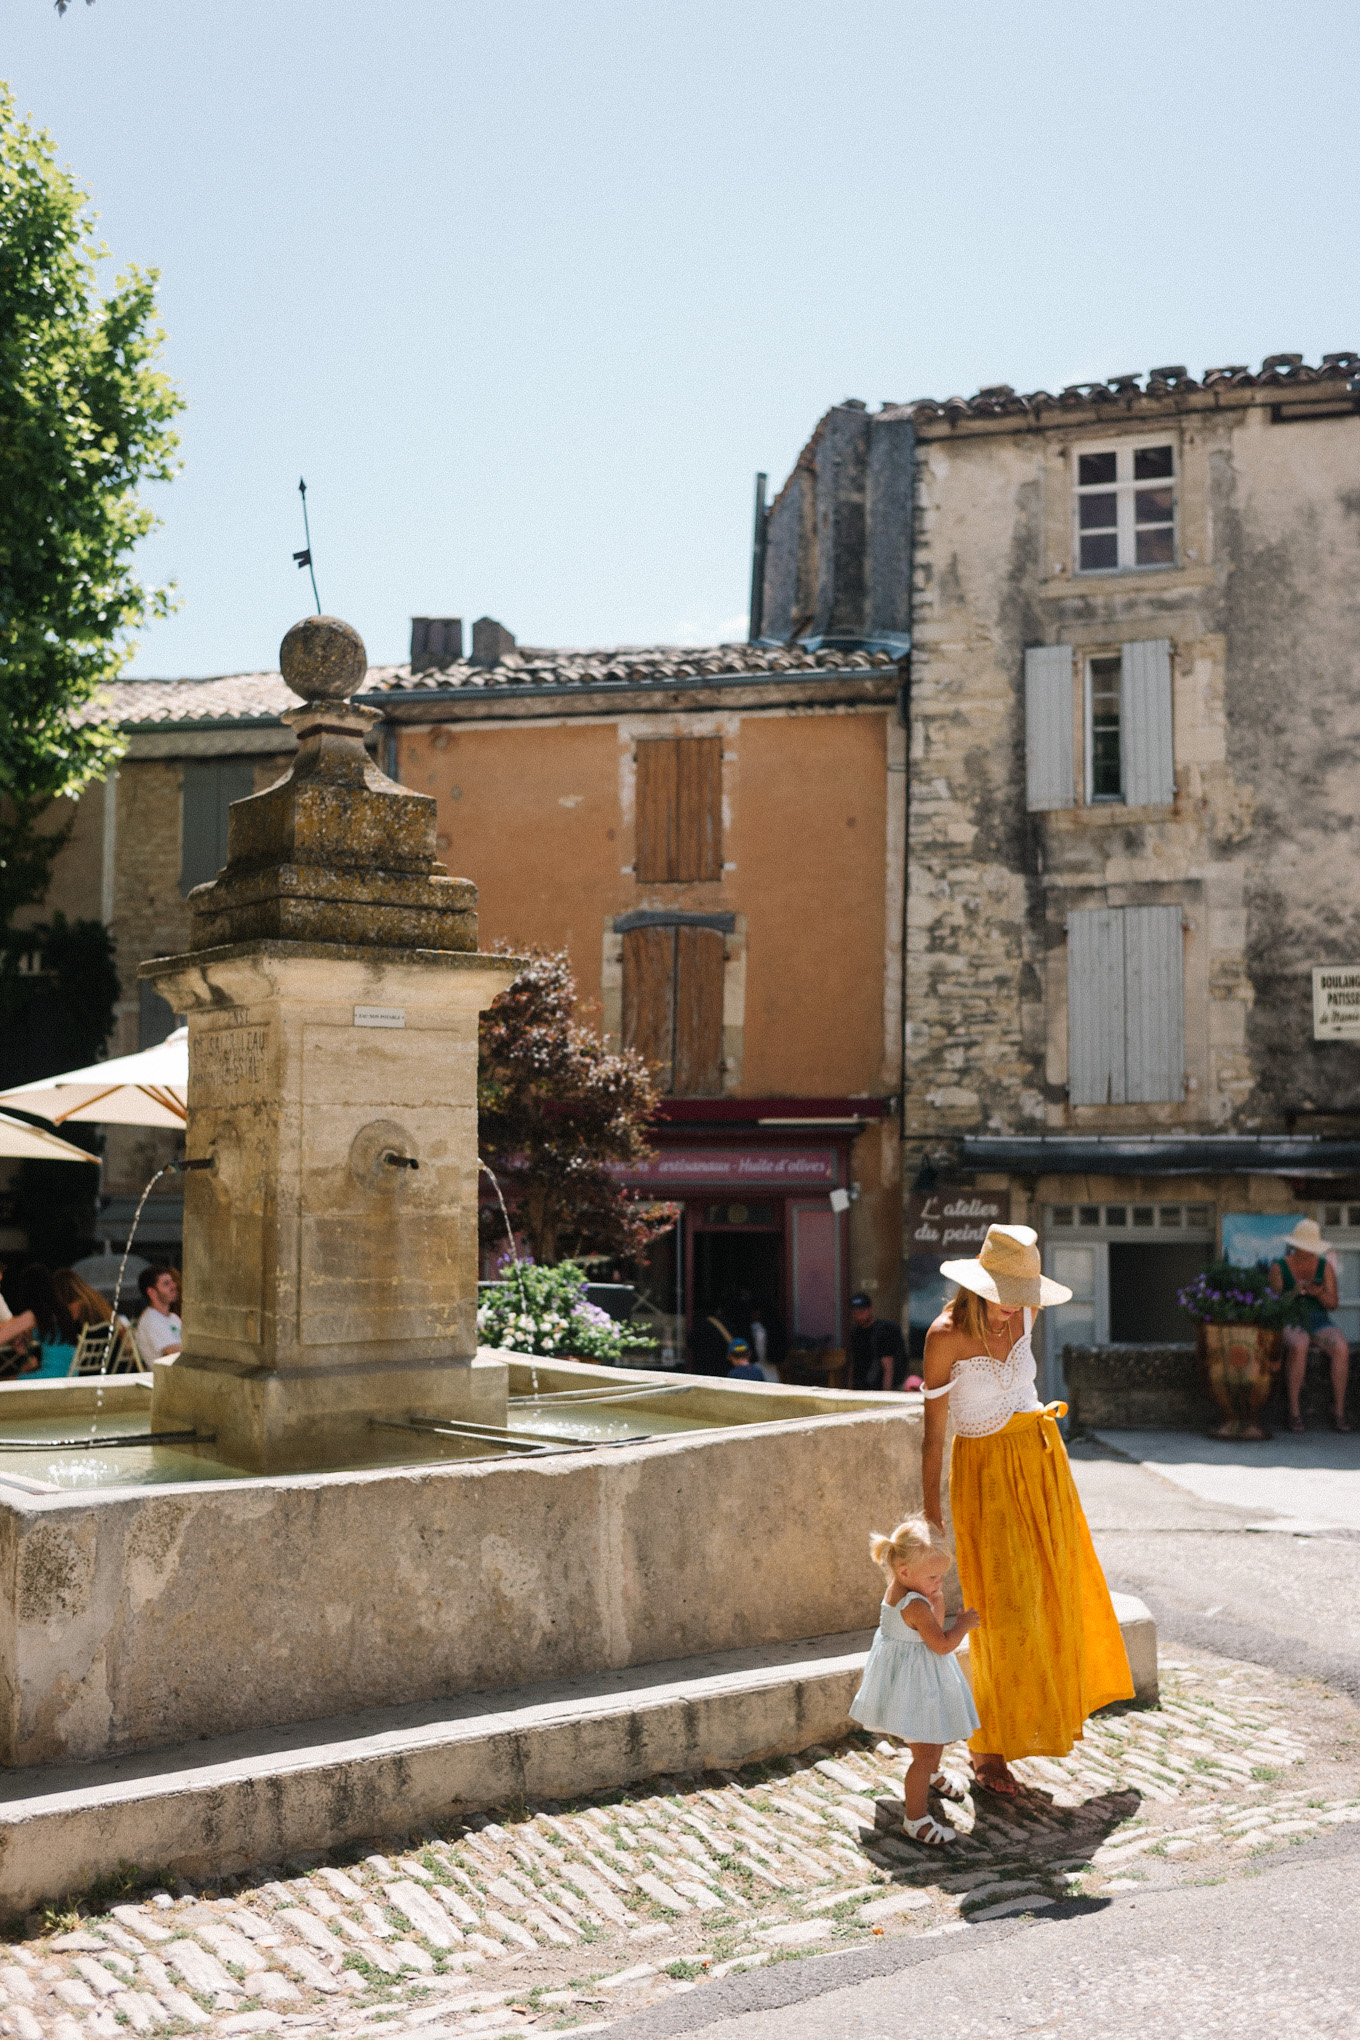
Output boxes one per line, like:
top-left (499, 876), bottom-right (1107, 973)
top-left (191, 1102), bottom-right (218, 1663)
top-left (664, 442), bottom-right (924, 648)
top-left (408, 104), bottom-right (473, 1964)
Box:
top-left (951, 1407), bottom-right (1133, 1760)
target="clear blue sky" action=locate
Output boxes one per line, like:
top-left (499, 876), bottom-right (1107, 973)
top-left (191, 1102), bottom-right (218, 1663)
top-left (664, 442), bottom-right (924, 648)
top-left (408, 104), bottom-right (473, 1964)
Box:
top-left (4, 0), bottom-right (1358, 675)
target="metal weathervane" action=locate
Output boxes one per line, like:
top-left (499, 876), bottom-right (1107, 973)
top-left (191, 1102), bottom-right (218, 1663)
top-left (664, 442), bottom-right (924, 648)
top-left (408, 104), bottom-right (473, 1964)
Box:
top-left (294, 478), bottom-right (322, 613)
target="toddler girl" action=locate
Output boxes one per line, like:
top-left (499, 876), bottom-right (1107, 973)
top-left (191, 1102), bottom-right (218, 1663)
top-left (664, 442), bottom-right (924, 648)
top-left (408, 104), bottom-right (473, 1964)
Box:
top-left (848, 1517), bottom-right (980, 1846)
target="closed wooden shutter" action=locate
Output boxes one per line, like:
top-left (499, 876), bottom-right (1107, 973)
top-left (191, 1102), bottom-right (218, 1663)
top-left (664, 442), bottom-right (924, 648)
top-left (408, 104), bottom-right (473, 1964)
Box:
top-left (635, 743), bottom-right (678, 882)
top-left (1068, 903), bottom-right (1184, 1105)
top-left (1121, 639), bottom-right (1174, 807)
top-left (622, 926), bottom-right (676, 1088)
top-left (1123, 903), bottom-right (1184, 1103)
top-left (180, 760), bottom-right (255, 896)
top-left (1024, 646), bottom-right (1075, 810)
top-left (1067, 907), bottom-right (1127, 1105)
top-left (635, 738), bottom-right (722, 880)
top-left (673, 926), bottom-right (724, 1095)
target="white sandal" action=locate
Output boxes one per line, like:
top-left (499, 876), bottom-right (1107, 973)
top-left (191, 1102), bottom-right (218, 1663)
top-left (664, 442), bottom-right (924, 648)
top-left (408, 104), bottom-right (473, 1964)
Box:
top-left (930, 1770), bottom-right (968, 1802)
top-left (902, 1813), bottom-right (952, 1847)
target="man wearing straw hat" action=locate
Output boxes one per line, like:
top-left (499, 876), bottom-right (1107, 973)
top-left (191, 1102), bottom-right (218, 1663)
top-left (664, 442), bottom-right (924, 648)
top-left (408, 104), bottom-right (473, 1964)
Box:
top-left (920, 1224), bottom-right (1133, 1798)
top-left (1267, 1218), bottom-right (1351, 1434)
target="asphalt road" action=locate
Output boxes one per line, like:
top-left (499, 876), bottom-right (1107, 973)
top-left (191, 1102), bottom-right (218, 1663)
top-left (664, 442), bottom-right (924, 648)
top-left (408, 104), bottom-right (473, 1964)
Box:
top-left (601, 1826), bottom-right (1360, 2038)
top-left (600, 1438), bottom-right (1360, 2040)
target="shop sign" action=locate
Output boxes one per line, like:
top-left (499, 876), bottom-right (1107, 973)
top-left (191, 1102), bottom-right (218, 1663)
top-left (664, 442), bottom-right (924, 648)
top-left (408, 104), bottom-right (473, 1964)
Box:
top-left (905, 1190), bottom-right (1010, 1332)
top-left (612, 1146), bottom-right (838, 1190)
top-left (1313, 966), bottom-right (1360, 1040)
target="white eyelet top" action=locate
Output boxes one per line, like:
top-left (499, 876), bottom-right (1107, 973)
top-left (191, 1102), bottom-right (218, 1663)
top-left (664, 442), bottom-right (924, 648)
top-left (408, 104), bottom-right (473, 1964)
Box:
top-left (922, 1308), bottom-right (1044, 1438)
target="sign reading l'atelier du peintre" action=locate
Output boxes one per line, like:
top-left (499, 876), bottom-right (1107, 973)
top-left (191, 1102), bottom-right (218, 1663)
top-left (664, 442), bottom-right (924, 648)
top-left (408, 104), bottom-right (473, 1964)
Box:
top-left (1313, 966), bottom-right (1360, 1041)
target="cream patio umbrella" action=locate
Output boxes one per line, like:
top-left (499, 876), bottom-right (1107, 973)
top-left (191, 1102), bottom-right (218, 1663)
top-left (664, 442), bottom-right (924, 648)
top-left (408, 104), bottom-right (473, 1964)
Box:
top-left (0, 1114), bottom-right (100, 1161)
top-left (0, 1028), bottom-right (188, 1128)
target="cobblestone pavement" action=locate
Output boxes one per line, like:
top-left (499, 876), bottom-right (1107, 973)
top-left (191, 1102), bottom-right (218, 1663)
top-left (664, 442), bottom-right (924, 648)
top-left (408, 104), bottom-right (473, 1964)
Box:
top-left (4, 1645), bottom-right (1357, 2040)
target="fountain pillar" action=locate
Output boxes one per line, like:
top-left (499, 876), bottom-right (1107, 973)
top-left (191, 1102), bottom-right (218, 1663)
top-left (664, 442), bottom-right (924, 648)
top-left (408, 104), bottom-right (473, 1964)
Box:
top-left (141, 616), bottom-right (518, 1473)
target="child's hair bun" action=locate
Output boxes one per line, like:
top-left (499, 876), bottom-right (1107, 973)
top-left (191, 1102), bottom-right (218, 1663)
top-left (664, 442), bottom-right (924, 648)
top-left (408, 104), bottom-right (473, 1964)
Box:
top-left (869, 1516), bottom-right (943, 1576)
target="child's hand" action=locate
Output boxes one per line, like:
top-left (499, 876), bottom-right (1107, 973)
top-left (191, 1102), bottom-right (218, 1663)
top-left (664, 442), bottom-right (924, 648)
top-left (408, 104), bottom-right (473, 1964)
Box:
top-left (958, 1607), bottom-right (981, 1634)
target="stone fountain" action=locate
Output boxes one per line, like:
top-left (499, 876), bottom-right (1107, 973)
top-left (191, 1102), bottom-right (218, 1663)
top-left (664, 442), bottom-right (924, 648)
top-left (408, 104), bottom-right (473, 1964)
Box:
top-left (143, 615), bottom-right (517, 1473)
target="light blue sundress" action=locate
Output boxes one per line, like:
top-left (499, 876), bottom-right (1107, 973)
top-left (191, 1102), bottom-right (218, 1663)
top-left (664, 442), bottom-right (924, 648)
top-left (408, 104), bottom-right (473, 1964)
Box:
top-left (849, 1591), bottom-right (980, 1745)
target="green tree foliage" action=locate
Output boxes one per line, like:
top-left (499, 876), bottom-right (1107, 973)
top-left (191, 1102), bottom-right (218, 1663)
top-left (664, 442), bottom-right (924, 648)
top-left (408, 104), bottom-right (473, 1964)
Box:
top-left (478, 949), bottom-right (671, 1267)
top-left (0, 83), bottom-right (183, 809)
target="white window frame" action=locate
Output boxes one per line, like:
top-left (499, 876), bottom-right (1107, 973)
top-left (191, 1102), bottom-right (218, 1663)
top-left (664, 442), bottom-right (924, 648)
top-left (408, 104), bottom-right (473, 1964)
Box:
top-left (1083, 652), bottom-right (1124, 804)
top-left (1073, 436), bottom-right (1178, 576)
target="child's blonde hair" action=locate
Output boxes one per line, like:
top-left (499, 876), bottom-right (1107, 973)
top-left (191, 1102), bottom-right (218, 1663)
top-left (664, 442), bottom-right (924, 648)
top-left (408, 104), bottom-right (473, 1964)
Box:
top-left (868, 1516), bottom-right (942, 1581)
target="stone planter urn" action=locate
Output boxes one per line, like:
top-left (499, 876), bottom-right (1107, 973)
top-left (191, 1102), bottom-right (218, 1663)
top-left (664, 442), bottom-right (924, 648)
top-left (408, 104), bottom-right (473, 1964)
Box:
top-left (1197, 1323), bottom-right (1282, 1441)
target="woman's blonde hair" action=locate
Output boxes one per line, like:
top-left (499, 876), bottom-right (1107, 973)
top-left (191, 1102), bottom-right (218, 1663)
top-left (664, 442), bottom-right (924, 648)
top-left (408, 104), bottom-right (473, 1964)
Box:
top-left (869, 1516), bottom-right (942, 1580)
top-left (946, 1284), bottom-right (992, 1341)
top-left (51, 1269), bottom-right (112, 1328)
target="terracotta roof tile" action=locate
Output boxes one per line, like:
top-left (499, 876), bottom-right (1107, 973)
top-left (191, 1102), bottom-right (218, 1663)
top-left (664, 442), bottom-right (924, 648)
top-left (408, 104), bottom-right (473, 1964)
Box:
top-left (903, 351), bottom-right (1360, 425)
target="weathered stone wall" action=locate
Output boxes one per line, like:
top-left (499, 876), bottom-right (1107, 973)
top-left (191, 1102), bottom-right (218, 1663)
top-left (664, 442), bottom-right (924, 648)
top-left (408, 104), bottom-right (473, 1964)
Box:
top-left (905, 382), bottom-right (1360, 1145)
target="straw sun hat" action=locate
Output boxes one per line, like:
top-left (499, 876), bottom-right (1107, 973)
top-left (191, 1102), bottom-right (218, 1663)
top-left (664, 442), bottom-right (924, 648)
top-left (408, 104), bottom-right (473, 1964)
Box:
top-left (939, 1223), bottom-right (1073, 1309)
top-left (1283, 1218), bottom-right (1332, 1257)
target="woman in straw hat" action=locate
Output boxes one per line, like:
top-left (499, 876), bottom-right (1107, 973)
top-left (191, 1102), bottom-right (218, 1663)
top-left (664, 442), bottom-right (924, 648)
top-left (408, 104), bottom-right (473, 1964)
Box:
top-left (922, 1224), bottom-right (1133, 1796)
top-left (1267, 1218), bottom-right (1351, 1433)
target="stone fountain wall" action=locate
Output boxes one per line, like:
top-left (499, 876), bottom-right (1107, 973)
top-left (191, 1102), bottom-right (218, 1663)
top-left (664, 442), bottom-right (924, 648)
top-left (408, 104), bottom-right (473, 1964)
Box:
top-left (0, 1373), bottom-right (924, 1767)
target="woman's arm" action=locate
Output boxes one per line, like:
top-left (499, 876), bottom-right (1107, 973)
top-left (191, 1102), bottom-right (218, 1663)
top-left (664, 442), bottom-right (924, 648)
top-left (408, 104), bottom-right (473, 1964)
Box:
top-left (1321, 1255), bottom-right (1340, 1310)
top-left (898, 1593), bottom-right (979, 1657)
top-left (921, 1320), bottom-right (954, 1529)
top-left (0, 1311), bottom-right (36, 1349)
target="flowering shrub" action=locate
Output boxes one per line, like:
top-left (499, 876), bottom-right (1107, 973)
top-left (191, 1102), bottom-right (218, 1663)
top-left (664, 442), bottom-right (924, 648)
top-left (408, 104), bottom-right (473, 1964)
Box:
top-left (477, 1259), bottom-right (656, 1363)
top-left (1177, 1258), bottom-right (1308, 1329)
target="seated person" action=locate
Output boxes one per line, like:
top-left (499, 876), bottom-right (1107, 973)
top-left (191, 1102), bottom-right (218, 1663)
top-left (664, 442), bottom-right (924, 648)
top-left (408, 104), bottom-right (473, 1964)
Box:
top-left (1268, 1219), bottom-right (1351, 1433)
top-left (134, 1266), bottom-right (182, 1365)
top-left (52, 1268), bottom-right (113, 1330)
top-left (0, 1264), bottom-right (80, 1377)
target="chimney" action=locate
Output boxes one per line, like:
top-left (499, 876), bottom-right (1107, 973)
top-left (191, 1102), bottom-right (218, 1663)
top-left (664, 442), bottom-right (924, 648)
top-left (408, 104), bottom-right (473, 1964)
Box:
top-left (470, 617), bottom-right (516, 668)
top-left (410, 617), bottom-right (463, 672)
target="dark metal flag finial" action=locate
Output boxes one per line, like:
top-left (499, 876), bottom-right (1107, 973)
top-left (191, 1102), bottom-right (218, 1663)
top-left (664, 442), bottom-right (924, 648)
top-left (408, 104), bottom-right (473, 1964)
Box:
top-left (294, 477), bottom-right (322, 614)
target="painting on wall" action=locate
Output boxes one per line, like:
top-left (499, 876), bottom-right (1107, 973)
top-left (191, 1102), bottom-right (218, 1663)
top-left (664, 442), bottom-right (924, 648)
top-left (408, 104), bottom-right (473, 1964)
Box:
top-left (1221, 1213), bottom-right (1297, 1270)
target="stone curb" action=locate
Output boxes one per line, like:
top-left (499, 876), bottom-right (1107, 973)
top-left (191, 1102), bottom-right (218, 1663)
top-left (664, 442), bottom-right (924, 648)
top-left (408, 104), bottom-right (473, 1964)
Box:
top-left (0, 1603), bottom-right (1156, 1912)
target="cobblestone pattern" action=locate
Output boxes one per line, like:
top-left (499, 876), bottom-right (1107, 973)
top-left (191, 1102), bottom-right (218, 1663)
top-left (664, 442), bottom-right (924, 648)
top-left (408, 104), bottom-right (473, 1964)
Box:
top-left (3, 1650), bottom-right (1355, 2040)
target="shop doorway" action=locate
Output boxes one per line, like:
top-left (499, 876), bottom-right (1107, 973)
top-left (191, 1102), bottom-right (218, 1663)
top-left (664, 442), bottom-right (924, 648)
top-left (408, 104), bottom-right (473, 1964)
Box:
top-left (688, 1201), bottom-right (784, 1370)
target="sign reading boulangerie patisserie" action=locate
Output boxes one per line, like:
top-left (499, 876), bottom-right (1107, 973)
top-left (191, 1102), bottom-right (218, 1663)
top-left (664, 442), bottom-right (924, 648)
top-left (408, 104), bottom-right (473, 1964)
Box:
top-left (1313, 966), bottom-right (1360, 1041)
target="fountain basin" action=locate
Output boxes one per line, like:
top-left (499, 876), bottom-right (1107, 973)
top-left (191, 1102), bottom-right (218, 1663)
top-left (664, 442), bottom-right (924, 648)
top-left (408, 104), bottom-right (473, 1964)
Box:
top-left (0, 1358), bottom-right (924, 1767)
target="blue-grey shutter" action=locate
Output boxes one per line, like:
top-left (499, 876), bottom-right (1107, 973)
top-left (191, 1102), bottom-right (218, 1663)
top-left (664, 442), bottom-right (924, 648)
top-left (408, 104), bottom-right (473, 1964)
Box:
top-left (181, 760), bottom-right (255, 895)
top-left (1068, 908), bottom-right (1126, 1105)
top-left (1121, 639), bottom-right (1174, 807)
top-left (1123, 904), bottom-right (1184, 1103)
top-left (1025, 646), bottom-right (1075, 810)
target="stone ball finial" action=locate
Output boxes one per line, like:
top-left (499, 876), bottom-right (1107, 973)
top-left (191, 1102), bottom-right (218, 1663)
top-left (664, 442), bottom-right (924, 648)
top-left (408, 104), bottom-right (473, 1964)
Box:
top-left (280, 615), bottom-right (368, 703)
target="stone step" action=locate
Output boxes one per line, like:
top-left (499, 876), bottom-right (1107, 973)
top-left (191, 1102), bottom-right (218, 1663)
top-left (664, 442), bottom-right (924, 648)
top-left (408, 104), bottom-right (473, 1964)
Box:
top-left (0, 1599), bottom-right (1156, 1913)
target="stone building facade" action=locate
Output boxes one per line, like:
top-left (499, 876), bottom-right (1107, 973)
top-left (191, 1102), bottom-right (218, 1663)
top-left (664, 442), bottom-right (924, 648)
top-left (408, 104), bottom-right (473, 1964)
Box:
top-left (894, 353), bottom-right (1360, 1385)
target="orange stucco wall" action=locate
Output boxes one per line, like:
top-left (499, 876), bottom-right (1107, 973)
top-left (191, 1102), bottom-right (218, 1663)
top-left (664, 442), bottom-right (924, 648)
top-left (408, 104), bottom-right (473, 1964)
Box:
top-left (401, 707), bottom-right (891, 1096)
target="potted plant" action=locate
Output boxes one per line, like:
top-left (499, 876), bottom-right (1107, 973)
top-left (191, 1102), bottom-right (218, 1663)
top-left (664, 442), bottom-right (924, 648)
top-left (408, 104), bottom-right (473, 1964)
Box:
top-left (1177, 1260), bottom-right (1304, 1440)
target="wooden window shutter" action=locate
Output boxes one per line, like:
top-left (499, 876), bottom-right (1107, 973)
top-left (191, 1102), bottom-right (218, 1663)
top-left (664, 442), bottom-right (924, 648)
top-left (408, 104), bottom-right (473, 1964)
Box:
top-left (1121, 639), bottom-right (1175, 807)
top-left (673, 926), bottom-right (724, 1095)
top-left (1024, 646), bottom-right (1075, 811)
top-left (1067, 907), bottom-right (1127, 1105)
top-left (1123, 903), bottom-right (1184, 1103)
top-left (634, 743), bottom-right (678, 881)
top-left (634, 738), bottom-right (722, 880)
top-left (622, 926), bottom-right (676, 1089)
top-left (180, 760), bottom-right (255, 896)
top-left (676, 737), bottom-right (721, 880)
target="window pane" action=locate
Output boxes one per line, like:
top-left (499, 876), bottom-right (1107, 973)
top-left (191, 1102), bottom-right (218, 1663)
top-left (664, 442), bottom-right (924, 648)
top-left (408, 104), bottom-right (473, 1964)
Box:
top-left (1133, 1205), bottom-right (1155, 1227)
top-left (1135, 487), bottom-right (1174, 525)
top-left (1050, 1206), bottom-right (1074, 1228)
top-left (1079, 1206), bottom-right (1101, 1227)
top-left (1078, 451), bottom-right (1117, 486)
top-left (1324, 1205), bottom-right (1342, 1226)
top-left (1079, 493), bottom-right (1118, 530)
top-left (1159, 1206), bottom-right (1182, 1226)
top-left (1090, 656), bottom-right (1121, 799)
top-left (1106, 1206), bottom-right (1127, 1226)
top-left (1185, 1204), bottom-right (1210, 1228)
top-left (1135, 526), bottom-right (1175, 566)
top-left (1080, 532), bottom-right (1118, 571)
top-left (1134, 445), bottom-right (1174, 480)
